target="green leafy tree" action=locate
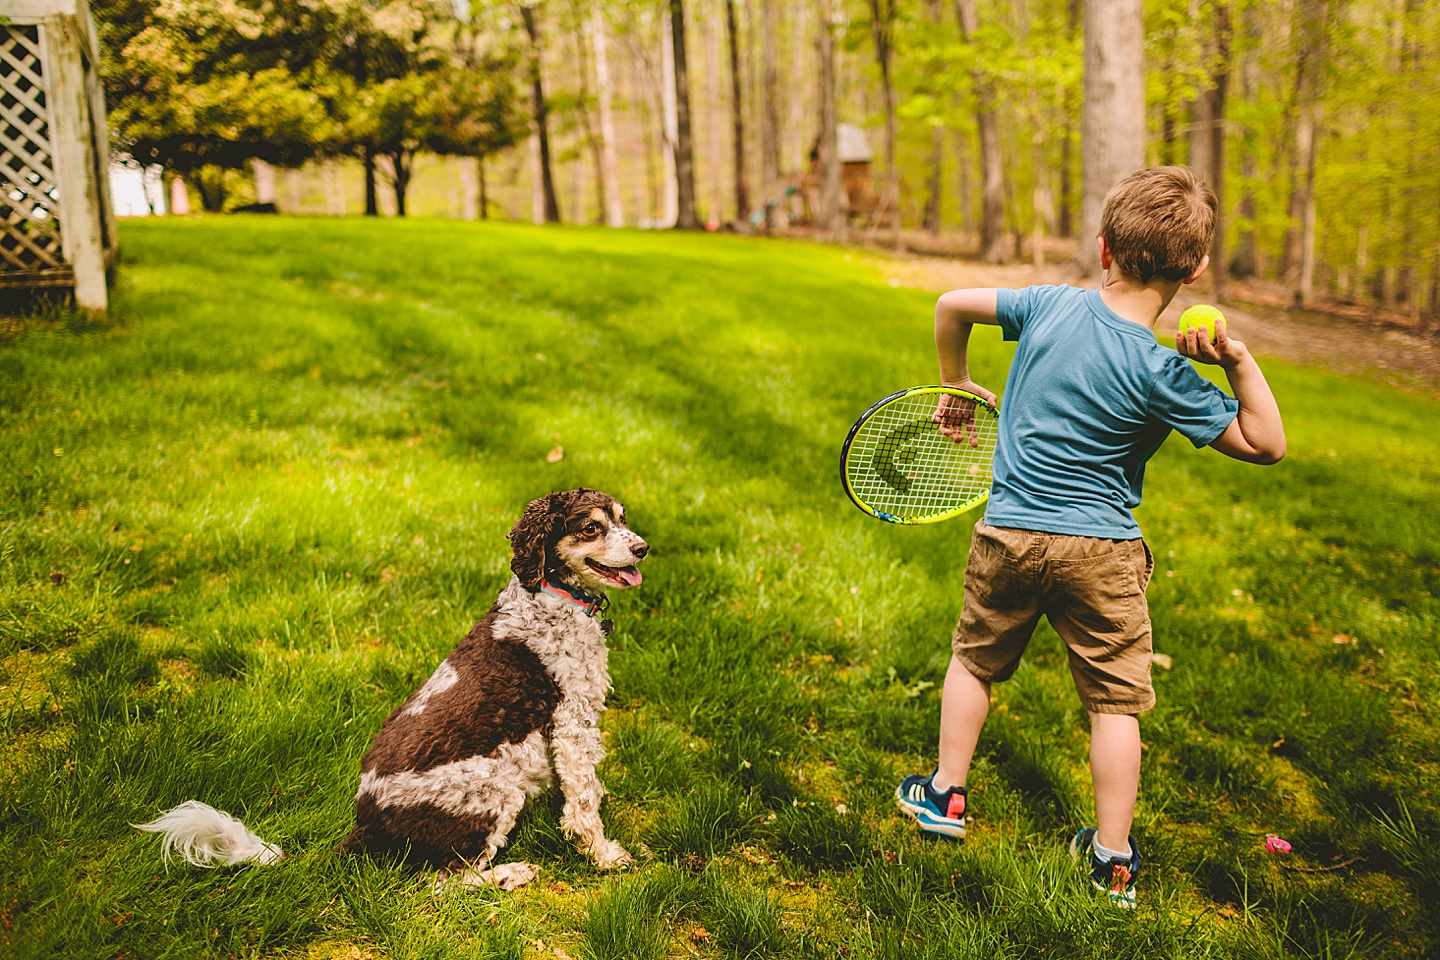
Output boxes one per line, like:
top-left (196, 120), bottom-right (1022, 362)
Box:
top-left (95, 0), bottom-right (336, 209)
top-left (342, 57), bottom-right (523, 216)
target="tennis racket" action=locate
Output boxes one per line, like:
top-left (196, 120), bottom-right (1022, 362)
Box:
top-left (840, 386), bottom-right (999, 524)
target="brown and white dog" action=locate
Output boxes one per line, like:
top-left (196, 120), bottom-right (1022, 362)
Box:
top-left (135, 488), bottom-right (647, 891)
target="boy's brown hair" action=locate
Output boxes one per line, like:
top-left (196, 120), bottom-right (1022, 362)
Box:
top-left (1100, 166), bottom-right (1217, 284)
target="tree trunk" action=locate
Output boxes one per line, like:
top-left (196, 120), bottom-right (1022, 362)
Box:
top-left (1400, 0), bottom-right (1421, 319)
top-left (1208, 1), bottom-right (1231, 304)
top-left (926, 125), bottom-right (944, 235)
top-left (1281, 0), bottom-right (1329, 302)
top-left (669, 0), bottom-right (700, 229)
top-left (1229, 2), bottom-right (1260, 279)
top-left (817, 0), bottom-right (844, 238)
top-left (1181, 2), bottom-right (1208, 169)
top-left (479, 157), bottom-right (489, 220)
top-left (1033, 130), bottom-right (1049, 267)
top-left (724, 0), bottom-right (749, 222)
top-left (916, 0), bottom-right (945, 236)
top-left (1057, 0), bottom-right (1079, 238)
top-left (704, 2), bottom-right (725, 225)
top-left (572, 141), bottom-right (587, 225)
top-left (1281, 122), bottom-right (1313, 283)
top-left (1058, 129), bottom-right (1074, 238)
top-left (1161, 112), bottom-right (1180, 166)
top-left (1076, 0), bottom-right (1146, 274)
top-left (637, 49), bottom-right (661, 223)
top-left (661, 12), bottom-right (679, 227)
top-left (389, 150), bottom-right (411, 217)
top-left (788, 3), bottom-right (808, 175)
top-left (591, 7), bottom-right (624, 226)
top-left (194, 167), bottom-right (226, 213)
top-left (1014, 0), bottom-right (1046, 267)
top-left (952, 127), bottom-right (972, 233)
top-left (1354, 222), bottom-right (1368, 300)
top-left (363, 148), bottom-right (379, 217)
top-left (761, 0), bottom-right (782, 231)
top-left (1298, 139), bottom-right (1319, 304)
top-left (521, 3), bottom-right (561, 224)
top-left (869, 0), bottom-right (901, 250)
top-left (954, 0), bottom-right (1005, 262)
top-left (527, 134), bottom-right (543, 223)
top-left (568, 2), bottom-right (596, 225)
top-left (1187, 91), bottom-right (1211, 175)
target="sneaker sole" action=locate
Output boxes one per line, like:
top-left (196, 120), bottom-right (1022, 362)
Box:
top-left (894, 788), bottom-right (966, 840)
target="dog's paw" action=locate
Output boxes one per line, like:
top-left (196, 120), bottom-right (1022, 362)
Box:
top-left (484, 862), bottom-right (541, 891)
top-left (590, 840), bottom-right (634, 871)
top-left (437, 862), bottom-right (541, 893)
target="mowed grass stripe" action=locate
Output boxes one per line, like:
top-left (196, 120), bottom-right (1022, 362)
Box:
top-left (0, 217), bottom-right (1437, 959)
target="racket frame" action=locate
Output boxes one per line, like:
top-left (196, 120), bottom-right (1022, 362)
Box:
top-left (839, 385), bottom-right (999, 525)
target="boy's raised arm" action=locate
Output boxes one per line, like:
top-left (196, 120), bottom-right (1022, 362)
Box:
top-left (1177, 325), bottom-right (1286, 465)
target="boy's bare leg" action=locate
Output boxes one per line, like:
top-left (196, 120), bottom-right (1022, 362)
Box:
top-left (1088, 712), bottom-right (1141, 853)
top-left (933, 655), bottom-right (990, 791)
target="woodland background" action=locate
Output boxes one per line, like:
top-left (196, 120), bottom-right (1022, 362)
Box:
top-left (96, 0), bottom-right (1440, 322)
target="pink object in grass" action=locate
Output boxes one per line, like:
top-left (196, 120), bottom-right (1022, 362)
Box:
top-left (1265, 837), bottom-right (1292, 855)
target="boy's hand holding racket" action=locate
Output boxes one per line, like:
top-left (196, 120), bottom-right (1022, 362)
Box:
top-left (933, 379), bottom-right (998, 447)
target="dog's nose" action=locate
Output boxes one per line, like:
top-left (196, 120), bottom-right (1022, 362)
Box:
top-left (630, 540), bottom-right (649, 559)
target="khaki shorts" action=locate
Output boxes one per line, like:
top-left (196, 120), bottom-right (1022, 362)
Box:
top-left (953, 520), bottom-right (1156, 714)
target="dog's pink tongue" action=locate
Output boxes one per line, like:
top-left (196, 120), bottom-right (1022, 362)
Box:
top-left (619, 567), bottom-right (643, 586)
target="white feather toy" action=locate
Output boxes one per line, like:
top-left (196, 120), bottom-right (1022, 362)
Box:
top-left (134, 800), bottom-right (284, 867)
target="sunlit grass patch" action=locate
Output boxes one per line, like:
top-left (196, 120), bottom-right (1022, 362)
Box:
top-left (1, 217), bottom-right (1438, 957)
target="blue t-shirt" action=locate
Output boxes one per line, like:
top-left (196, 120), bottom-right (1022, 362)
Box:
top-left (985, 285), bottom-right (1239, 540)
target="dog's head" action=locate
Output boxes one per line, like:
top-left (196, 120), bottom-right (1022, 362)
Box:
top-left (507, 488), bottom-right (649, 596)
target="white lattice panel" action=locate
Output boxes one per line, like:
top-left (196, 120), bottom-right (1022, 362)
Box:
top-left (0, 23), bottom-right (65, 275)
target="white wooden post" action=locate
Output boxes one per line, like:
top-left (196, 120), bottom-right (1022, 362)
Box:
top-left (0, 0), bottom-right (115, 311)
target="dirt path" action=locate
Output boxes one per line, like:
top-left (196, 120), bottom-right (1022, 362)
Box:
top-left (866, 251), bottom-right (1440, 395)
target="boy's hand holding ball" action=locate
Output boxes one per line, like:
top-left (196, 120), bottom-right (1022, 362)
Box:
top-left (1180, 305), bottom-right (1225, 343)
top-left (1176, 304), bottom-right (1249, 370)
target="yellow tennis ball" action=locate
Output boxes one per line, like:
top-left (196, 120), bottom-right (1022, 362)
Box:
top-left (1179, 304), bottom-right (1226, 343)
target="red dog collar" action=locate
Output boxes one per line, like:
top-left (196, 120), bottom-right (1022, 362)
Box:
top-left (539, 580), bottom-right (608, 617)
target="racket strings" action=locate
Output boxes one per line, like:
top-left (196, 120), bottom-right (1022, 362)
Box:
top-left (845, 392), bottom-right (998, 521)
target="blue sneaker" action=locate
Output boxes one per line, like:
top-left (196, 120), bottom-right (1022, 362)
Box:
top-left (1069, 827), bottom-right (1141, 909)
top-left (895, 771), bottom-right (968, 840)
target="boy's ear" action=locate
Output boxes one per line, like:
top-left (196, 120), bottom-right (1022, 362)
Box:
top-left (1182, 254), bottom-right (1210, 285)
top-left (1096, 236), bottom-right (1112, 271)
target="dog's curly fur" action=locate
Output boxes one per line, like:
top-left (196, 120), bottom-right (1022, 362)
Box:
top-left (508, 490), bottom-right (578, 590)
top-left (135, 488), bottom-right (648, 892)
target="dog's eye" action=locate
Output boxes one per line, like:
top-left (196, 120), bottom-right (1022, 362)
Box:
top-left (584, 522), bottom-right (602, 536)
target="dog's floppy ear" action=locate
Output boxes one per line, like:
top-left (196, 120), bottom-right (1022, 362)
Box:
top-left (508, 492), bottom-right (569, 590)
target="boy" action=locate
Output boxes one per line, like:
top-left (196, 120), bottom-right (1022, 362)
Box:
top-left (894, 166), bottom-right (1285, 908)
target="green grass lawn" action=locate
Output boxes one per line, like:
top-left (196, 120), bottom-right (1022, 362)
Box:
top-left (2, 217), bottom-right (1438, 960)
